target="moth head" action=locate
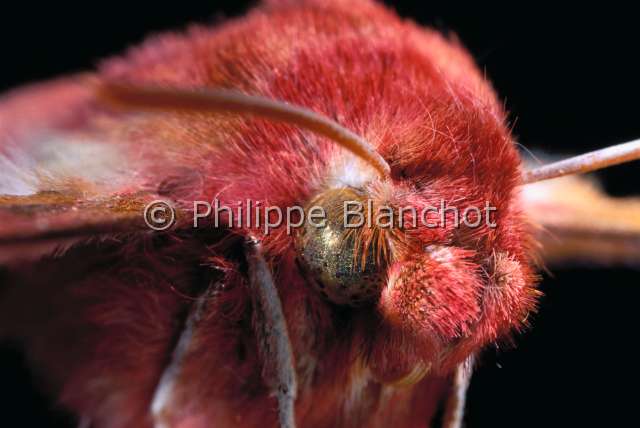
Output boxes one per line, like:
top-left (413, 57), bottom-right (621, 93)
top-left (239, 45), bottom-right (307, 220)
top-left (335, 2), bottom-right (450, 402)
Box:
top-left (295, 179), bottom-right (537, 381)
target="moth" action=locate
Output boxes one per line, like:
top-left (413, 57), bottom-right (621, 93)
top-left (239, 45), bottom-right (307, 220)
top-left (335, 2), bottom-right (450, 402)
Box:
top-left (0, 1), bottom-right (638, 427)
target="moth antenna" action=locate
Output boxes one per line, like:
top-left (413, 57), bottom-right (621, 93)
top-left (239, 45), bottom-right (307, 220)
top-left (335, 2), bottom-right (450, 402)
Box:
top-left (522, 138), bottom-right (640, 184)
top-left (97, 81), bottom-right (391, 179)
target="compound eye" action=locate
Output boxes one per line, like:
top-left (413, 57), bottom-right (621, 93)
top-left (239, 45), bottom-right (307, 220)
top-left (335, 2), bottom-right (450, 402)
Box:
top-left (296, 189), bottom-right (387, 306)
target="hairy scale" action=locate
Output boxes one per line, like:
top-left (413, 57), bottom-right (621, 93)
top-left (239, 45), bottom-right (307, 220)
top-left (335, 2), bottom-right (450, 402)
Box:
top-left (0, 1), bottom-right (540, 427)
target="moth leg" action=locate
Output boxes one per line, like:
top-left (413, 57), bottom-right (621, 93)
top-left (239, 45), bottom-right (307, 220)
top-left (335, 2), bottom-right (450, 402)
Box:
top-left (150, 280), bottom-right (219, 428)
top-left (442, 357), bottom-right (474, 428)
top-left (245, 237), bottom-right (298, 428)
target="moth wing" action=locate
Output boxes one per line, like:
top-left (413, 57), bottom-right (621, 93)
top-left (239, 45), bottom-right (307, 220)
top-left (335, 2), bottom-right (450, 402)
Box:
top-left (522, 174), bottom-right (640, 265)
top-left (0, 77), bottom-right (182, 260)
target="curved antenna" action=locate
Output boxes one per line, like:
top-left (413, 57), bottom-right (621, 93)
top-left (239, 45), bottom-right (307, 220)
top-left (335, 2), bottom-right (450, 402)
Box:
top-left (97, 82), bottom-right (391, 179)
top-left (523, 138), bottom-right (640, 184)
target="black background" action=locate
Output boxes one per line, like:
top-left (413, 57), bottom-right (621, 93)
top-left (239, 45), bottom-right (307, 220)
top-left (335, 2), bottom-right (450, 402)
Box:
top-left (1, 1), bottom-right (639, 427)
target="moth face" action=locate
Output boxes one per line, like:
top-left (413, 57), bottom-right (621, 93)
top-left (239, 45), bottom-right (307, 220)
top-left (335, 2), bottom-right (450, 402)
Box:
top-left (295, 180), bottom-right (478, 314)
top-left (295, 182), bottom-right (475, 313)
top-left (295, 172), bottom-right (537, 377)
